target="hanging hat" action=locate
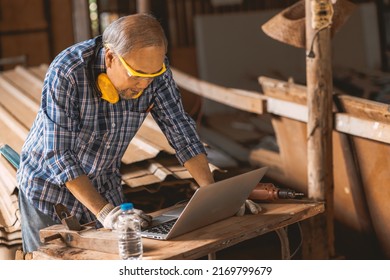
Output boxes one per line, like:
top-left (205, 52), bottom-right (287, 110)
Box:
top-left (261, 0), bottom-right (356, 48)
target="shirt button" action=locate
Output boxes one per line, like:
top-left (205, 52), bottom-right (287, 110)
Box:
top-left (112, 123), bottom-right (116, 128)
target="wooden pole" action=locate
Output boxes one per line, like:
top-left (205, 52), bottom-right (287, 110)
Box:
top-left (136, 0), bottom-right (151, 14)
top-left (303, 0), bottom-right (335, 259)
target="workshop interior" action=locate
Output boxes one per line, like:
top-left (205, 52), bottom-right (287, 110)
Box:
top-left (0, 0), bottom-right (389, 260)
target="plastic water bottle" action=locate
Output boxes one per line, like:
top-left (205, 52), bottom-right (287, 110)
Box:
top-left (116, 202), bottom-right (143, 260)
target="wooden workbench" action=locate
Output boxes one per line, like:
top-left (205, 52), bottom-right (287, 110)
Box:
top-left (33, 201), bottom-right (324, 260)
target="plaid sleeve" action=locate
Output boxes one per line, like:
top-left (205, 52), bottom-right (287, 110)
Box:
top-left (151, 66), bottom-right (206, 165)
top-left (42, 67), bottom-right (85, 185)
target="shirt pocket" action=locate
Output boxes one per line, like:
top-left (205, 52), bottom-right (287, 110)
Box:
top-left (75, 129), bottom-right (117, 174)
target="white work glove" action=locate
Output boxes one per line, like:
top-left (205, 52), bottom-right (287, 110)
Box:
top-left (235, 199), bottom-right (262, 216)
top-left (96, 203), bottom-right (152, 229)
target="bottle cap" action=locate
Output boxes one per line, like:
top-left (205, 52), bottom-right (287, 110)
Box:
top-left (120, 202), bottom-right (134, 211)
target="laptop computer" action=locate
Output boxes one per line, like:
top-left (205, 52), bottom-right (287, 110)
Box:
top-left (141, 166), bottom-right (268, 240)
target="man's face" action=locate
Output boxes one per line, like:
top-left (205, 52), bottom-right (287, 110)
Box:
top-left (105, 46), bottom-right (166, 99)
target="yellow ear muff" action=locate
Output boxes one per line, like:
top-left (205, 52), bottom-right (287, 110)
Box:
top-left (97, 73), bottom-right (119, 104)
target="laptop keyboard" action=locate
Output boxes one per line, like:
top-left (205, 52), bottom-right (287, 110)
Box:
top-left (145, 219), bottom-right (177, 234)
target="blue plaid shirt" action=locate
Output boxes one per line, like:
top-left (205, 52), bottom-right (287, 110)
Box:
top-left (16, 36), bottom-right (206, 224)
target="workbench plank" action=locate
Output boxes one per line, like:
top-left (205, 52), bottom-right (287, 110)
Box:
top-left (36, 202), bottom-right (324, 260)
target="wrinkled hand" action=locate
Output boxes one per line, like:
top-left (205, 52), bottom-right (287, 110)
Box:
top-left (97, 203), bottom-right (152, 229)
top-left (235, 199), bottom-right (262, 216)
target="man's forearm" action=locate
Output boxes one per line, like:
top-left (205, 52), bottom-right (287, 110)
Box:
top-left (65, 174), bottom-right (108, 215)
top-left (184, 153), bottom-right (214, 187)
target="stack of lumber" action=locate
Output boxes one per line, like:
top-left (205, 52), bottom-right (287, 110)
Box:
top-left (0, 64), bottom-right (44, 259)
top-left (0, 150), bottom-right (21, 259)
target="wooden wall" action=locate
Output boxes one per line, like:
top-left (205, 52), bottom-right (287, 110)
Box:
top-left (0, 0), bottom-right (75, 69)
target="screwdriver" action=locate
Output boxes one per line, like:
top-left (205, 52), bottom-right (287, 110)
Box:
top-left (249, 183), bottom-right (305, 201)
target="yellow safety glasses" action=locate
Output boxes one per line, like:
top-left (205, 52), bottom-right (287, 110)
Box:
top-left (117, 54), bottom-right (166, 80)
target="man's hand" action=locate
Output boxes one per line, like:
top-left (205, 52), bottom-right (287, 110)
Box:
top-left (96, 203), bottom-right (152, 229)
top-left (235, 199), bottom-right (262, 216)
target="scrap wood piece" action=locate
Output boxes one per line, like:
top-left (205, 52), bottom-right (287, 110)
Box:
top-left (39, 224), bottom-right (119, 255)
top-left (172, 67), bottom-right (266, 114)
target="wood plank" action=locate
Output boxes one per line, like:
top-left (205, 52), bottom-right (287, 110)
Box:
top-left (335, 114), bottom-right (390, 144)
top-left (260, 92), bottom-right (390, 145)
top-left (0, 105), bottom-right (29, 147)
top-left (0, 74), bottom-right (39, 130)
top-left (29, 64), bottom-right (49, 80)
top-left (259, 76), bottom-right (307, 105)
top-left (337, 94), bottom-right (390, 124)
top-left (0, 75), bottom-right (39, 113)
top-left (2, 68), bottom-right (42, 104)
top-left (172, 67), bottom-right (266, 114)
top-left (352, 137), bottom-right (390, 258)
top-left (121, 114), bottom-right (175, 164)
top-left (270, 117), bottom-right (308, 190)
top-left (33, 244), bottom-right (118, 260)
top-left (266, 96), bottom-right (308, 122)
top-left (260, 76), bottom-right (390, 122)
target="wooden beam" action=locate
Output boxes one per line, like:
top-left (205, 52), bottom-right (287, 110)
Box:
top-left (337, 94), bottom-right (390, 124)
top-left (267, 97), bottom-right (308, 122)
top-left (171, 67), bottom-right (266, 114)
top-left (335, 114), bottom-right (390, 144)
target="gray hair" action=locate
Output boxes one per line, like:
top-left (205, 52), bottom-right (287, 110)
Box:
top-left (102, 13), bottom-right (168, 56)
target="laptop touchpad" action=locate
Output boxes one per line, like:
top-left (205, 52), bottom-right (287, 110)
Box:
top-left (150, 205), bottom-right (185, 227)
